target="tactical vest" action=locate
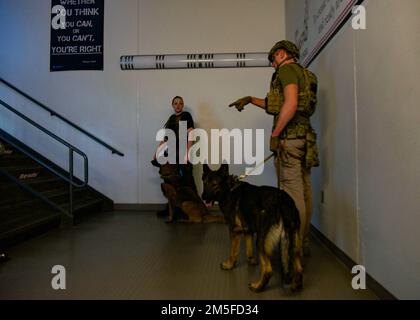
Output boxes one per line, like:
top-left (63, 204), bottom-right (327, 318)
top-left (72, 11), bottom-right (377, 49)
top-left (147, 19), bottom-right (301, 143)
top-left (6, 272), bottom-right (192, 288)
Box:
top-left (266, 63), bottom-right (317, 117)
top-left (267, 63), bottom-right (320, 168)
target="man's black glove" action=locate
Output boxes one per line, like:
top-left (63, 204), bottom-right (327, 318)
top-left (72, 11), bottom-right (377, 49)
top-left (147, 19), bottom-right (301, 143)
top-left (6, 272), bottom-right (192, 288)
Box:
top-left (229, 96), bottom-right (252, 112)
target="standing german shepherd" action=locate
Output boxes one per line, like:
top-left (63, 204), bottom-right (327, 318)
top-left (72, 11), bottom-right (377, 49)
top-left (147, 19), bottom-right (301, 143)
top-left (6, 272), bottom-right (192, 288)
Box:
top-left (202, 164), bottom-right (303, 292)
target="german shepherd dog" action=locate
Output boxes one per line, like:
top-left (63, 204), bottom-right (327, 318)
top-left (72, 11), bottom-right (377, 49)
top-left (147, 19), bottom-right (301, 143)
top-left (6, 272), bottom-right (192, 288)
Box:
top-left (159, 164), bottom-right (224, 224)
top-left (202, 164), bottom-right (303, 292)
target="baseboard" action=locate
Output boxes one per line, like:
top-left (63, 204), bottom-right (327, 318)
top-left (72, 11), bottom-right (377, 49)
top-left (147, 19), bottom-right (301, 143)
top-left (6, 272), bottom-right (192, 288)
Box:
top-left (114, 203), bottom-right (166, 211)
top-left (310, 225), bottom-right (397, 300)
top-left (114, 203), bottom-right (222, 214)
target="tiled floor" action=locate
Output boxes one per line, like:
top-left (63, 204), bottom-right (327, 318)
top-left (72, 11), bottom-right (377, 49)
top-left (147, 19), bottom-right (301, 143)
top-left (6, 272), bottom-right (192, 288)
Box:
top-left (0, 211), bottom-right (377, 300)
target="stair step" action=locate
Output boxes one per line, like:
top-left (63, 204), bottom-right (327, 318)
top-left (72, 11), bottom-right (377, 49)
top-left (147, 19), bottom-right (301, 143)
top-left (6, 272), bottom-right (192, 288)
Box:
top-left (0, 175), bottom-right (67, 200)
top-left (0, 152), bottom-right (26, 159)
top-left (0, 153), bottom-right (34, 166)
top-left (0, 187), bottom-right (90, 211)
top-left (60, 197), bottom-right (107, 218)
top-left (0, 141), bottom-right (14, 155)
top-left (0, 209), bottom-right (60, 233)
top-left (0, 200), bottom-right (59, 229)
top-left (0, 129), bottom-right (114, 249)
top-left (0, 165), bottom-right (45, 181)
top-left (21, 175), bottom-right (65, 189)
top-left (0, 194), bottom-right (103, 229)
top-left (1, 201), bottom-right (57, 220)
top-left (0, 210), bottom-right (61, 249)
top-left (0, 163), bottom-right (44, 171)
top-left (0, 138), bottom-right (12, 147)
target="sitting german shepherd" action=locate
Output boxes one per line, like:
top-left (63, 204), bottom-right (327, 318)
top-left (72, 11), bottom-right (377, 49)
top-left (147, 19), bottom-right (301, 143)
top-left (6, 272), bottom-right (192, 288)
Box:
top-left (159, 163), bottom-right (224, 224)
top-left (202, 164), bottom-right (303, 292)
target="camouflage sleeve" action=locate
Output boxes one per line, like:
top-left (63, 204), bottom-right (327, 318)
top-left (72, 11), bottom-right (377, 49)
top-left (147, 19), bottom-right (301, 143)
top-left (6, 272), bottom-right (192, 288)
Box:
top-left (278, 64), bottom-right (299, 88)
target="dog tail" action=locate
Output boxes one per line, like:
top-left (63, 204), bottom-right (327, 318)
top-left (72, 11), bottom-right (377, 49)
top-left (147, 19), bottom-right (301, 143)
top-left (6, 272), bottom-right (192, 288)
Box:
top-left (280, 228), bottom-right (295, 285)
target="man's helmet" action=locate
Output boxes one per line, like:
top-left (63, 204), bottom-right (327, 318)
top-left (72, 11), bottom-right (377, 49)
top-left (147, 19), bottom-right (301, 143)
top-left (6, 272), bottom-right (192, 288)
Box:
top-left (268, 40), bottom-right (300, 62)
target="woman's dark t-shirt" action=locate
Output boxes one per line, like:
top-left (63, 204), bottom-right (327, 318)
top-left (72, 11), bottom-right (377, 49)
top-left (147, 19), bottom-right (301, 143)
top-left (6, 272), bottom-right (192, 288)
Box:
top-left (164, 111), bottom-right (194, 163)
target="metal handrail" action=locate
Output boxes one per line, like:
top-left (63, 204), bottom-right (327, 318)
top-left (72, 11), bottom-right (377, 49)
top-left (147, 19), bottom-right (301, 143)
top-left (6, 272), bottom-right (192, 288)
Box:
top-left (0, 167), bottom-right (67, 215)
top-left (0, 78), bottom-right (124, 156)
top-left (0, 98), bottom-right (88, 220)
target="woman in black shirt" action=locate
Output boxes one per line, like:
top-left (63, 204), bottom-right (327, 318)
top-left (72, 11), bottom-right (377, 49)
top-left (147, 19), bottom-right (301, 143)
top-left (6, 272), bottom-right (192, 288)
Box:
top-left (164, 96), bottom-right (195, 164)
top-left (164, 96), bottom-right (196, 191)
top-left (153, 96), bottom-right (199, 219)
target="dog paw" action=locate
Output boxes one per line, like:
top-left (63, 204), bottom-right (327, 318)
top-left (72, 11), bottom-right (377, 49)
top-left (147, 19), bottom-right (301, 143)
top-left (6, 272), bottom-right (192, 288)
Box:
top-left (282, 273), bottom-right (303, 293)
top-left (220, 261), bottom-right (236, 270)
top-left (248, 282), bottom-right (263, 293)
top-left (164, 218), bottom-right (174, 224)
top-left (247, 257), bottom-right (258, 266)
top-left (291, 273), bottom-right (303, 292)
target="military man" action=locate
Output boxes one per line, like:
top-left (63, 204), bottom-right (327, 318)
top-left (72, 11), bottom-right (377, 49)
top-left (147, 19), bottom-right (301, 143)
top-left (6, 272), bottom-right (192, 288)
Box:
top-left (229, 40), bottom-right (319, 256)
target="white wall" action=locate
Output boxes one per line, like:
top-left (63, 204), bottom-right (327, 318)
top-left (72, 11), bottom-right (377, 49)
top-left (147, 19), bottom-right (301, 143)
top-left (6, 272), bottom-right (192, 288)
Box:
top-left (137, 0), bottom-right (286, 202)
top-left (355, 0), bottom-right (420, 300)
top-left (309, 25), bottom-right (360, 263)
top-left (0, 0), bottom-right (286, 203)
top-left (286, 0), bottom-right (420, 299)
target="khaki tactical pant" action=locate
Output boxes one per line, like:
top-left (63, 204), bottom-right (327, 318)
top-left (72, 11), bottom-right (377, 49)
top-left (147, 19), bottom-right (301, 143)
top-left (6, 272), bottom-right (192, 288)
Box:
top-left (275, 139), bottom-right (312, 250)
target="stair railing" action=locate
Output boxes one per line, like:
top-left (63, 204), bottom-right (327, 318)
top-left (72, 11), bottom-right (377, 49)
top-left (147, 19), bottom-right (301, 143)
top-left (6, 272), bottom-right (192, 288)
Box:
top-left (0, 98), bottom-right (88, 224)
top-left (0, 78), bottom-right (124, 156)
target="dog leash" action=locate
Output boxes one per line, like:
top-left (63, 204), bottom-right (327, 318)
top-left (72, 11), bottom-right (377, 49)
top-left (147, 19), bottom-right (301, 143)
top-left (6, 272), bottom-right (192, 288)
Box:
top-left (238, 153), bottom-right (276, 181)
top-left (229, 153), bottom-right (276, 192)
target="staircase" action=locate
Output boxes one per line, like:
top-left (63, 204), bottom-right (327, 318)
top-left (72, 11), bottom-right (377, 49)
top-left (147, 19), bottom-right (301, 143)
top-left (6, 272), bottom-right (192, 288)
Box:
top-left (0, 129), bottom-right (113, 250)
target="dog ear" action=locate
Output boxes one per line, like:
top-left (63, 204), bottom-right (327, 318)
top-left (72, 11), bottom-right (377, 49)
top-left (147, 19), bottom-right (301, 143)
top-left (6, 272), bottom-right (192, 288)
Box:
top-left (203, 163), bottom-right (211, 174)
top-left (218, 163), bottom-right (229, 176)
